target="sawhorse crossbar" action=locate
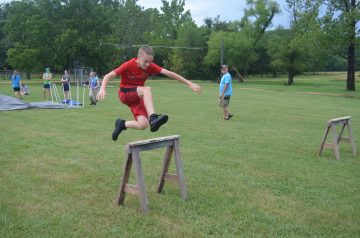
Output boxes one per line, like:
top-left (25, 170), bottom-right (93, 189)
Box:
top-left (116, 135), bottom-right (187, 213)
top-left (318, 116), bottom-right (357, 160)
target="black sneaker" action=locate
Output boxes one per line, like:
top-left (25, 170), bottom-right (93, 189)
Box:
top-left (112, 118), bottom-right (126, 141)
top-left (149, 113), bottom-right (168, 132)
top-left (225, 113), bottom-right (233, 120)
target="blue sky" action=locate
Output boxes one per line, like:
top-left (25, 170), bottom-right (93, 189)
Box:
top-left (138, 0), bottom-right (291, 29)
top-left (0, 0), bottom-right (291, 29)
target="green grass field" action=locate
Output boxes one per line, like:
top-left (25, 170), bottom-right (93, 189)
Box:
top-left (1, 73), bottom-right (360, 237)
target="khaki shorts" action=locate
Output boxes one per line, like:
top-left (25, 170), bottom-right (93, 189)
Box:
top-left (219, 96), bottom-right (230, 108)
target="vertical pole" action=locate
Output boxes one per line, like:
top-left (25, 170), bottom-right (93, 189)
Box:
top-left (220, 38), bottom-right (224, 78)
top-left (77, 82), bottom-right (79, 106)
top-left (50, 83), bottom-right (54, 102)
top-left (82, 83), bottom-right (85, 107)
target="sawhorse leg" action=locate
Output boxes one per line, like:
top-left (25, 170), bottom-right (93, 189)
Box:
top-left (347, 120), bottom-right (357, 156)
top-left (330, 123), bottom-right (341, 160)
top-left (157, 139), bottom-right (187, 200)
top-left (116, 148), bottom-right (149, 212)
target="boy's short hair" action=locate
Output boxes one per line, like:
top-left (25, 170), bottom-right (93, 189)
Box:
top-left (138, 45), bottom-right (154, 57)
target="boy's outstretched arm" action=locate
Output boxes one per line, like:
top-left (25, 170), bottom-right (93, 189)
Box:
top-left (97, 71), bottom-right (117, 101)
top-left (160, 68), bottom-right (202, 94)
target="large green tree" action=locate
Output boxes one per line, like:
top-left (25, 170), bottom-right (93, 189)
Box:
top-left (204, 0), bottom-right (280, 76)
top-left (286, 0), bottom-right (360, 90)
top-left (3, 0), bottom-right (129, 74)
top-left (267, 28), bottom-right (305, 84)
top-left (241, 0), bottom-right (281, 47)
top-left (171, 22), bottom-right (207, 78)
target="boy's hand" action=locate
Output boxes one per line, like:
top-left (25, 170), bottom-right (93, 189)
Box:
top-left (189, 82), bottom-right (202, 94)
top-left (96, 89), bottom-right (106, 101)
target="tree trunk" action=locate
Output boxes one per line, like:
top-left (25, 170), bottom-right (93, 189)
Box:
top-left (347, 43), bottom-right (355, 90)
top-left (288, 70), bottom-right (294, 85)
top-left (346, 0), bottom-right (356, 91)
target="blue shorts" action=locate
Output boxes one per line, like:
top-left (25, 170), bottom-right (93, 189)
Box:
top-left (43, 84), bottom-right (50, 89)
top-left (63, 83), bottom-right (69, 91)
top-left (13, 87), bottom-right (20, 92)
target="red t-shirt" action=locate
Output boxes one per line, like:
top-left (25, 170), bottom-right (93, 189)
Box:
top-left (113, 58), bottom-right (162, 88)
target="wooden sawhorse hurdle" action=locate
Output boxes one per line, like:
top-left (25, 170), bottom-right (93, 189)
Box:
top-left (116, 135), bottom-right (187, 213)
top-left (318, 116), bottom-right (357, 160)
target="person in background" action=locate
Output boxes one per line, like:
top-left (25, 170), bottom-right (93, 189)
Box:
top-left (61, 70), bottom-right (70, 103)
top-left (20, 83), bottom-right (30, 95)
top-left (11, 70), bottom-right (22, 99)
top-left (43, 67), bottom-right (52, 100)
top-left (219, 64), bottom-right (233, 120)
top-left (89, 71), bottom-right (100, 105)
top-left (96, 45), bottom-right (202, 141)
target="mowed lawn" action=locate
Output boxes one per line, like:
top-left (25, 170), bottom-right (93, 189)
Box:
top-left (1, 73), bottom-right (360, 237)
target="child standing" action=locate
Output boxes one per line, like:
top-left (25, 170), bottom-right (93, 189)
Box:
top-left (11, 70), bottom-right (22, 99)
top-left (61, 70), bottom-right (71, 103)
top-left (89, 71), bottom-right (100, 105)
top-left (43, 67), bottom-right (52, 100)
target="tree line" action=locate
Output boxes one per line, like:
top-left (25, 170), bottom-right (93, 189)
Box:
top-left (0, 0), bottom-right (358, 90)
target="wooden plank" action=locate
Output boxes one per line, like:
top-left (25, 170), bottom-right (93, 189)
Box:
top-left (127, 135), bottom-right (180, 147)
top-left (124, 184), bottom-right (139, 195)
top-left (133, 140), bottom-right (174, 152)
top-left (164, 173), bottom-right (178, 182)
top-left (323, 143), bottom-right (334, 150)
top-left (328, 116), bottom-right (351, 124)
top-left (339, 137), bottom-right (350, 142)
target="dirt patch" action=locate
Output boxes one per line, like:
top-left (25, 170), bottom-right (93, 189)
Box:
top-left (297, 92), bottom-right (356, 98)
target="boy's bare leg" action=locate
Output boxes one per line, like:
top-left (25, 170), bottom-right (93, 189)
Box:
top-left (112, 86), bottom-right (169, 141)
top-left (125, 116), bottom-right (149, 130)
top-left (137, 86), bottom-right (154, 115)
top-left (136, 86), bottom-right (168, 132)
top-left (112, 116), bottom-right (149, 141)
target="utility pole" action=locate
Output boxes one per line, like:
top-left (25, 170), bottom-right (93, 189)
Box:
top-left (220, 38), bottom-right (224, 78)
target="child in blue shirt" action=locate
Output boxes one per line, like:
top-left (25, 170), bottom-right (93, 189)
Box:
top-left (89, 71), bottom-right (100, 105)
top-left (11, 70), bottom-right (22, 99)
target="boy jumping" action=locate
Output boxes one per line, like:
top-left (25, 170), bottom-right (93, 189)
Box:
top-left (96, 45), bottom-right (202, 141)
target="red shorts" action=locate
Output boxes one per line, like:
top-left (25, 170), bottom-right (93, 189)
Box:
top-left (118, 89), bottom-right (148, 119)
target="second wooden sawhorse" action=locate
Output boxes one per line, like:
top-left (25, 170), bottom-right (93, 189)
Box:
top-left (318, 116), bottom-right (357, 160)
top-left (116, 135), bottom-right (187, 213)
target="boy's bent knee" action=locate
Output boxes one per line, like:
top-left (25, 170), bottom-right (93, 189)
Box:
top-left (135, 116), bottom-right (149, 130)
top-left (137, 123), bottom-right (149, 130)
